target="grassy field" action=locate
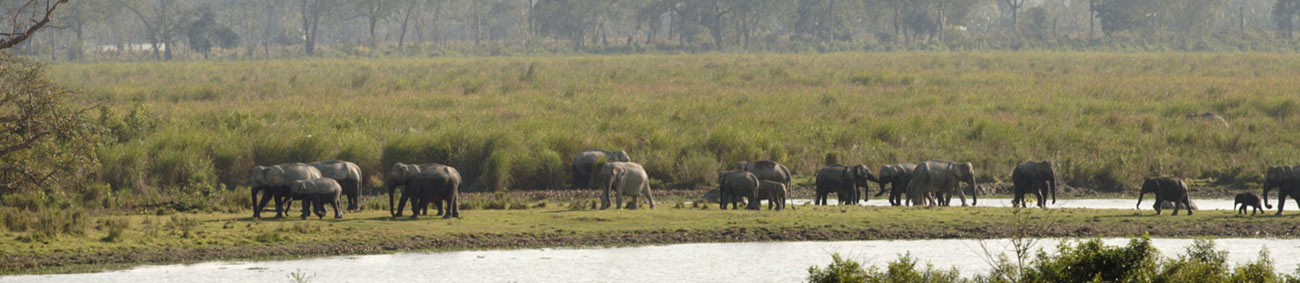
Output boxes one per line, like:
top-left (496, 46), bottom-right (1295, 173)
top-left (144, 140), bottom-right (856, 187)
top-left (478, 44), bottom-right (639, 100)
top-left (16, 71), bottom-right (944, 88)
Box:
top-left (4, 202), bottom-right (1300, 275)
top-left (43, 52), bottom-right (1300, 204)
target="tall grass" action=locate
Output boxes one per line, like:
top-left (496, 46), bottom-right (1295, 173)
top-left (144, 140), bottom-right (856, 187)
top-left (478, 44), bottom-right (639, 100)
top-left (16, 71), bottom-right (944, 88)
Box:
top-left (50, 53), bottom-right (1300, 197)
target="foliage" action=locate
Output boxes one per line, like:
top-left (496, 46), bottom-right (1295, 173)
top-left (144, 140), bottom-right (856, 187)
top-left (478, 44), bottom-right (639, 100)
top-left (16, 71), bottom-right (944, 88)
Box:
top-left (0, 55), bottom-right (100, 204)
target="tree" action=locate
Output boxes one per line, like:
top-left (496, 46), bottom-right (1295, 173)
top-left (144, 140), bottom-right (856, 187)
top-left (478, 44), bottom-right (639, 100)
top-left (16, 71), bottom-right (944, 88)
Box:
top-left (351, 0), bottom-right (396, 47)
top-left (300, 0), bottom-right (337, 55)
top-left (1005, 0), bottom-right (1028, 32)
top-left (186, 6), bottom-right (238, 59)
top-left (58, 0), bottom-right (118, 60)
top-left (1, 0), bottom-right (69, 50)
top-left (0, 56), bottom-right (100, 199)
top-left (115, 0), bottom-right (189, 60)
top-left (397, 0), bottom-right (424, 47)
top-left (1276, 0), bottom-right (1300, 38)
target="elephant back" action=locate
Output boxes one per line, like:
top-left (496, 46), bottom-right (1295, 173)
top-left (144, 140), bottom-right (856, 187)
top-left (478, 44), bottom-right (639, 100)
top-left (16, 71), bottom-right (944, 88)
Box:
top-left (293, 178), bottom-right (342, 195)
top-left (311, 160), bottom-right (362, 181)
top-left (271, 163), bottom-right (323, 186)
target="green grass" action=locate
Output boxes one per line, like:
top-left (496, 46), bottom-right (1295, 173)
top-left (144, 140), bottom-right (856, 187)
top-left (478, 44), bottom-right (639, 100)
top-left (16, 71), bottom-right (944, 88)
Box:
top-left (45, 52), bottom-right (1300, 199)
top-left (4, 204), bottom-right (1300, 275)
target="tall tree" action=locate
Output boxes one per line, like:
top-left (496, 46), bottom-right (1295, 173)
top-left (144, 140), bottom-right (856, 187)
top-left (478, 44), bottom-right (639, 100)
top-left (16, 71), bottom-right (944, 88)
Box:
top-left (352, 0), bottom-right (396, 47)
top-left (1005, 0), bottom-right (1027, 32)
top-left (300, 0), bottom-right (336, 55)
top-left (115, 0), bottom-right (188, 60)
top-left (185, 6), bottom-right (238, 59)
top-left (1276, 0), bottom-right (1300, 38)
top-left (398, 0), bottom-right (424, 47)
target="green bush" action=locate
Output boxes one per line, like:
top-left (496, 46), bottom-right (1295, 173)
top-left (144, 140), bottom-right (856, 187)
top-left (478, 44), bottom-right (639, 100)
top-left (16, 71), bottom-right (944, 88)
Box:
top-left (100, 218), bottom-right (131, 242)
top-left (1023, 237), bottom-right (1160, 282)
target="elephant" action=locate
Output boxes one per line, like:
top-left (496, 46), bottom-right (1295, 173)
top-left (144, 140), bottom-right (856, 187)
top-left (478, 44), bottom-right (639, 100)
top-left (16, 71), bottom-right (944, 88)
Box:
top-left (737, 160), bottom-right (792, 186)
top-left (1136, 177), bottom-right (1192, 215)
top-left (290, 178), bottom-right (343, 219)
top-left (1263, 165), bottom-right (1300, 215)
top-left (387, 162), bottom-right (462, 219)
top-left (906, 160), bottom-right (978, 207)
top-left (309, 160), bottom-right (364, 211)
top-left (758, 180), bottom-right (788, 211)
top-left (717, 170), bottom-right (760, 210)
top-left (250, 163), bottom-right (323, 218)
top-left (1235, 192), bottom-right (1264, 216)
top-left (571, 149), bottom-right (631, 189)
top-left (1011, 160), bottom-right (1058, 208)
top-left (873, 163), bottom-right (917, 206)
top-left (814, 164), bottom-right (875, 205)
top-left (592, 162), bottom-right (655, 210)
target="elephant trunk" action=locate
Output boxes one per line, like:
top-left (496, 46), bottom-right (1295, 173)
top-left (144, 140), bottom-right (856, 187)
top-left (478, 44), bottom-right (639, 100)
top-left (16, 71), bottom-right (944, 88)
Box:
top-left (250, 185), bottom-right (260, 216)
top-left (968, 175), bottom-right (978, 206)
top-left (1263, 182), bottom-right (1273, 209)
top-left (1136, 189), bottom-right (1146, 209)
top-left (388, 182), bottom-right (397, 217)
top-left (1049, 175), bottom-right (1058, 205)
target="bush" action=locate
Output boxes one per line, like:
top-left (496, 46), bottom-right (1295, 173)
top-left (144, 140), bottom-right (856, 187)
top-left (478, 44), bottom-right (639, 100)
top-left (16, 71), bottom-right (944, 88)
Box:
top-left (100, 218), bottom-right (131, 242)
top-left (808, 253), bottom-right (870, 283)
top-left (1023, 237), bottom-right (1160, 282)
top-left (808, 253), bottom-right (963, 283)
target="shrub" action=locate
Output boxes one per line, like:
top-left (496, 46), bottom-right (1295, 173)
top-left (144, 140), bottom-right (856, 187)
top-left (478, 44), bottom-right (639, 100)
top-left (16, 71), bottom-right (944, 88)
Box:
top-left (808, 253), bottom-right (870, 283)
top-left (168, 215), bottom-right (200, 238)
top-left (100, 218), bottom-right (131, 242)
top-left (1022, 237), bottom-right (1160, 282)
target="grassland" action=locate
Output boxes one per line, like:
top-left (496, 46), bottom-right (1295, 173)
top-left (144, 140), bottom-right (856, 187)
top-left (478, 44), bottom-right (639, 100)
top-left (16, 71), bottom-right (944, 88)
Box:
top-left (5, 202), bottom-right (1300, 275)
top-left (44, 52), bottom-right (1300, 200)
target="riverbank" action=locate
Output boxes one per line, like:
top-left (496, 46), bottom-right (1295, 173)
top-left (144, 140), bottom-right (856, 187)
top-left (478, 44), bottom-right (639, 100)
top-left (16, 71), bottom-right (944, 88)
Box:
top-left (4, 204), bottom-right (1299, 275)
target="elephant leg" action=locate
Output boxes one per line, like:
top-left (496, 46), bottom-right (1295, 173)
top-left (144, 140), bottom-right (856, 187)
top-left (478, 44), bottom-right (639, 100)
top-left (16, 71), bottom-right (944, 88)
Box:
top-left (1277, 193), bottom-right (1287, 216)
top-left (644, 185), bottom-right (655, 209)
top-left (1172, 199), bottom-right (1181, 216)
top-left (300, 198), bottom-right (311, 220)
top-left (628, 196), bottom-right (639, 210)
top-left (254, 192), bottom-right (273, 218)
top-left (1153, 200), bottom-right (1162, 215)
top-left (1184, 198), bottom-right (1193, 215)
top-left (411, 197), bottom-right (425, 219)
top-left (394, 195), bottom-right (409, 217)
top-left (347, 180), bottom-right (361, 211)
top-left (273, 193), bottom-right (286, 218)
top-left (446, 193), bottom-right (460, 219)
top-left (332, 197), bottom-right (343, 219)
top-left (615, 192), bottom-right (624, 210)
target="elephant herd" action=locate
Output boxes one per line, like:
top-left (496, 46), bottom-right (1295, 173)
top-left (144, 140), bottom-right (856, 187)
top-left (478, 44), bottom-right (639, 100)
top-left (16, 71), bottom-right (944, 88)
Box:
top-left (247, 150), bottom-right (1300, 220)
top-left (250, 160), bottom-right (462, 220)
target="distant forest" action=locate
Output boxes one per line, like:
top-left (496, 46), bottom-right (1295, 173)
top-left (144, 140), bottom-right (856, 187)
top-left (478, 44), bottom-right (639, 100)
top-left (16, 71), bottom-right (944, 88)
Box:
top-left (7, 0), bottom-right (1300, 60)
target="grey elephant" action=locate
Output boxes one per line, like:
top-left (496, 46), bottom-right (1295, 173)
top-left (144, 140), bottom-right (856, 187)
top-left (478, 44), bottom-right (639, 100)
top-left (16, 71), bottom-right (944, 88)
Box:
top-left (250, 163), bottom-right (323, 218)
top-left (1136, 177), bottom-right (1192, 215)
top-left (758, 180), bottom-right (787, 210)
top-left (873, 163), bottom-right (916, 206)
top-left (290, 178), bottom-right (343, 219)
top-left (907, 160), bottom-right (978, 207)
top-left (387, 162), bottom-right (463, 218)
top-left (1011, 160), bottom-right (1058, 208)
top-left (739, 160), bottom-right (793, 208)
top-left (571, 149), bottom-right (631, 189)
top-left (737, 160), bottom-right (792, 186)
top-left (1263, 165), bottom-right (1300, 215)
top-left (718, 170), bottom-right (760, 210)
top-left (309, 160), bottom-right (364, 211)
top-left (592, 161), bottom-right (655, 210)
top-left (1235, 192), bottom-right (1264, 215)
top-left (814, 164), bottom-right (875, 205)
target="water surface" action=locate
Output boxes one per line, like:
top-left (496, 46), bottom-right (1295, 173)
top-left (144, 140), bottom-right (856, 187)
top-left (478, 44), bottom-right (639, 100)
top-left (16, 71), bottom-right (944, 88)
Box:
top-left (5, 238), bottom-right (1296, 282)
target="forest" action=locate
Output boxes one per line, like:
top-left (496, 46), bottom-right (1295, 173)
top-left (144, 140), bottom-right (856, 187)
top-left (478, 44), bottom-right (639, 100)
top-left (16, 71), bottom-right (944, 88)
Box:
top-left (6, 0), bottom-right (1300, 61)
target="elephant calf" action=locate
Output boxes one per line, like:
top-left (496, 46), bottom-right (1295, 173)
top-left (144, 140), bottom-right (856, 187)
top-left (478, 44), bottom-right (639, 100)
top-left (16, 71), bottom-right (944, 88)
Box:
top-left (758, 181), bottom-right (787, 211)
top-left (1136, 177), bottom-right (1192, 215)
top-left (1235, 192), bottom-right (1264, 216)
top-left (290, 178), bottom-right (343, 219)
top-left (718, 170), bottom-right (760, 210)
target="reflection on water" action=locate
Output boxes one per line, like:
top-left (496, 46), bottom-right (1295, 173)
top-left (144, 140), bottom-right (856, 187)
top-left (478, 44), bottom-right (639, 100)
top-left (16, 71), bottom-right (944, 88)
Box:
top-left (5, 238), bottom-right (1297, 283)
top-left (790, 198), bottom-right (1239, 211)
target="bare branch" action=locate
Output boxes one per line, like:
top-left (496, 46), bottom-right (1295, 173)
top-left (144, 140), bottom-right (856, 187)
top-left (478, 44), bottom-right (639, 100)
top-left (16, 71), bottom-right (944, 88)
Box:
top-left (0, 0), bottom-right (68, 50)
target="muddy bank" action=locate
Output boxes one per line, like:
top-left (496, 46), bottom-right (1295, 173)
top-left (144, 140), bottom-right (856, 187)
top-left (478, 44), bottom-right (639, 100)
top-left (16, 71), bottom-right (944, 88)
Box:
top-left (5, 219), bottom-right (1295, 275)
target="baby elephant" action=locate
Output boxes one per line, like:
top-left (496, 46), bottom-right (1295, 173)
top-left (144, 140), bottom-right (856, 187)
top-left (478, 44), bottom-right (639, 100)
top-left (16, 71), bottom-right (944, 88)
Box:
top-left (758, 180), bottom-right (787, 211)
top-left (1235, 192), bottom-right (1265, 215)
top-left (291, 178), bottom-right (344, 219)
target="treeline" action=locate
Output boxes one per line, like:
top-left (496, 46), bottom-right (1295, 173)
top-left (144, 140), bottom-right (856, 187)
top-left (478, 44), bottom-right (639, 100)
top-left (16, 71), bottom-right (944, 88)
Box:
top-left (8, 0), bottom-right (1300, 60)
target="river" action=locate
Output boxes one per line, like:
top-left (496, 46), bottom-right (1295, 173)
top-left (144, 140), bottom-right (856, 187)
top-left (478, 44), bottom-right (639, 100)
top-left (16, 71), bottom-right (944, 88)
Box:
top-left (5, 238), bottom-right (1297, 282)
